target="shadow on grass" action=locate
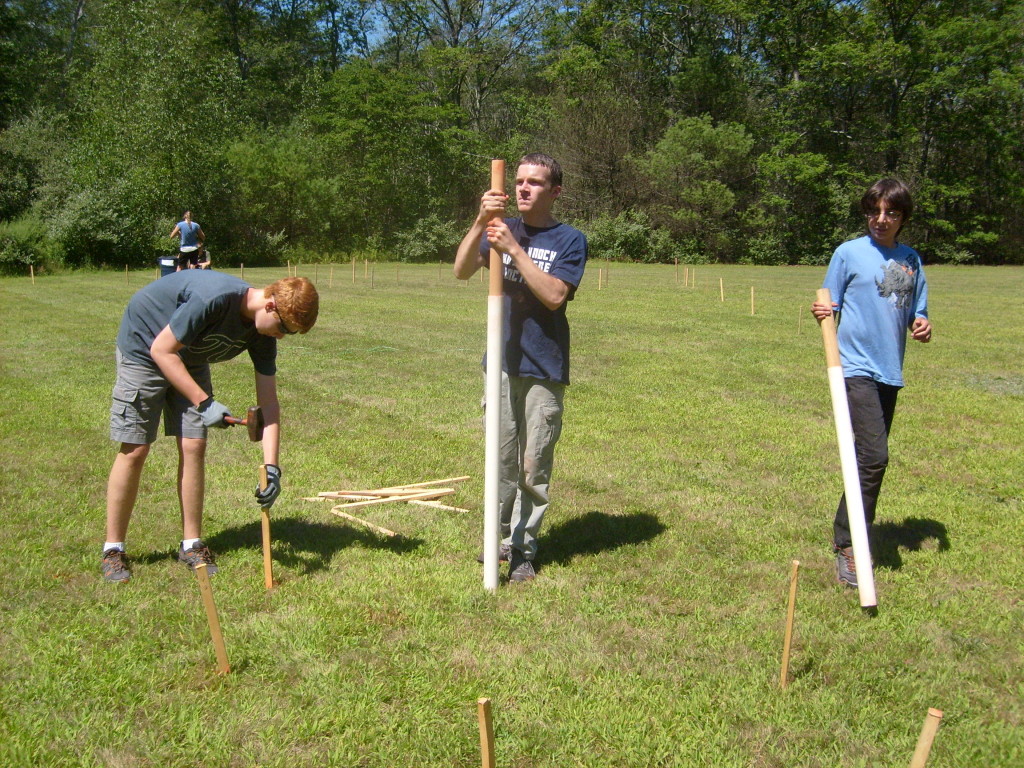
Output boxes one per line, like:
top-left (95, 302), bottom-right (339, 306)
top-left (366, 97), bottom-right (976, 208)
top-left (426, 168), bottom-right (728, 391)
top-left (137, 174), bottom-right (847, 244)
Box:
top-left (539, 510), bottom-right (666, 567)
top-left (872, 517), bottom-right (950, 570)
top-left (138, 516), bottom-right (423, 577)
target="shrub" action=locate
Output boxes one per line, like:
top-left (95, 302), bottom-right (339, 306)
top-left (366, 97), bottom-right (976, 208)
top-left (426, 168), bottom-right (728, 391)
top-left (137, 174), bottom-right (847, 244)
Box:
top-left (0, 214), bottom-right (54, 274)
top-left (394, 214), bottom-right (462, 263)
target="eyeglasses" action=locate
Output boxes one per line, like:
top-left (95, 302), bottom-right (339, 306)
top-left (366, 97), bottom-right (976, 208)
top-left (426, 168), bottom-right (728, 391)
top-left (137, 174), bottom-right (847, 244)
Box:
top-left (867, 209), bottom-right (903, 221)
top-left (271, 299), bottom-right (297, 335)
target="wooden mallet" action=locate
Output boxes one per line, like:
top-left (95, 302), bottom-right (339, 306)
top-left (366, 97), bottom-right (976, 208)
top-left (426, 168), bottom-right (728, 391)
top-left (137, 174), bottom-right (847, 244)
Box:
top-left (223, 405), bottom-right (264, 441)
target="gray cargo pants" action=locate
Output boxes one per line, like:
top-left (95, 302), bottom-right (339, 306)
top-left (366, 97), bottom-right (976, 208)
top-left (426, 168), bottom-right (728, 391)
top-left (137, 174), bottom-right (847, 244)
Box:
top-left (484, 372), bottom-right (565, 560)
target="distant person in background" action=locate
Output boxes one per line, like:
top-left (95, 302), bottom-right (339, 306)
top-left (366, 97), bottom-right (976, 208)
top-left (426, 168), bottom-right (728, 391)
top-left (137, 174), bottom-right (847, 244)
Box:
top-left (194, 242), bottom-right (211, 270)
top-left (170, 210), bottom-right (205, 271)
top-left (811, 178), bottom-right (932, 589)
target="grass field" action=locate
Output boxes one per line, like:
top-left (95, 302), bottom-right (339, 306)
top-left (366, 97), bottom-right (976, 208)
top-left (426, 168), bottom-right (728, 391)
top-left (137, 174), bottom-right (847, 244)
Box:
top-left (0, 262), bottom-right (1021, 767)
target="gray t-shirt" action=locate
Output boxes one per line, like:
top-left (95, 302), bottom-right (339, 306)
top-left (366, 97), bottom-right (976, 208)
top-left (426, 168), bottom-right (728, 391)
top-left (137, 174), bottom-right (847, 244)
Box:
top-left (116, 270), bottom-right (276, 375)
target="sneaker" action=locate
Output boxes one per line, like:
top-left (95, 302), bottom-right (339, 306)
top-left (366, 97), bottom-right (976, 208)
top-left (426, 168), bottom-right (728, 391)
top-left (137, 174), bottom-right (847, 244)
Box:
top-left (178, 540), bottom-right (218, 575)
top-left (477, 543), bottom-right (512, 564)
top-left (508, 549), bottom-right (536, 583)
top-left (835, 546), bottom-right (857, 588)
top-left (101, 548), bottom-right (131, 583)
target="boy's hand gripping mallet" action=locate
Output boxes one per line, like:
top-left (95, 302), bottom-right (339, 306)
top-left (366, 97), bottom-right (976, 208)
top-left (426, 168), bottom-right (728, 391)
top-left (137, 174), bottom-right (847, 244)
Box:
top-left (816, 288), bottom-right (878, 611)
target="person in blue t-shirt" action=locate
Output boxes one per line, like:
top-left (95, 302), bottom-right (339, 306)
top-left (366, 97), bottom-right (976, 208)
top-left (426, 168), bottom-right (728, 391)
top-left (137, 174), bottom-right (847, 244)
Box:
top-left (455, 153), bottom-right (588, 583)
top-left (169, 210), bottom-right (206, 271)
top-left (811, 178), bottom-right (932, 588)
top-left (100, 271), bottom-right (319, 583)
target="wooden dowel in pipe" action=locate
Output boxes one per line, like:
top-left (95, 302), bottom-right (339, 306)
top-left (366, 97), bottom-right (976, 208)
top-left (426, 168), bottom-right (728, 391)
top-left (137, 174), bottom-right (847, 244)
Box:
top-left (779, 559), bottom-right (800, 688)
top-left (478, 697), bottom-right (496, 768)
top-left (817, 288), bottom-right (877, 611)
top-left (330, 509), bottom-right (399, 538)
top-left (195, 563), bottom-right (230, 674)
top-left (259, 464), bottom-right (274, 589)
top-left (483, 158), bottom-right (505, 593)
top-left (909, 708), bottom-right (943, 768)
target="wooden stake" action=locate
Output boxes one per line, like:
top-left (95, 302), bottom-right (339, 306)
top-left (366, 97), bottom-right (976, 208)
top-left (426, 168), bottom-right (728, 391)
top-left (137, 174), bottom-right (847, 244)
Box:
top-left (798, 304), bottom-right (803, 333)
top-left (719, 277), bottom-right (724, 302)
top-left (314, 264), bottom-right (318, 283)
top-left (30, 264), bottom-right (35, 284)
top-left (409, 499), bottom-right (471, 513)
top-left (675, 258), bottom-right (679, 283)
top-left (259, 464), bottom-right (274, 589)
top-left (779, 559), bottom-right (800, 688)
top-left (328, 488), bottom-right (454, 510)
top-left (396, 263), bottom-right (400, 284)
top-left (751, 285), bottom-right (755, 315)
top-left (287, 259), bottom-right (291, 277)
top-left (330, 509), bottom-right (399, 537)
top-left (364, 258), bottom-right (368, 278)
top-left (478, 697), bottom-right (496, 768)
top-left (909, 708), bottom-right (944, 768)
top-left (370, 264), bottom-right (375, 288)
top-left (379, 475), bottom-right (471, 490)
top-left (352, 256), bottom-right (356, 283)
top-left (329, 265), bottom-right (334, 289)
top-left (195, 563), bottom-right (230, 674)
top-left (598, 267), bottom-right (603, 291)
top-left (240, 262), bottom-right (244, 280)
top-left (125, 264), bottom-right (129, 285)
top-left (684, 266), bottom-right (688, 287)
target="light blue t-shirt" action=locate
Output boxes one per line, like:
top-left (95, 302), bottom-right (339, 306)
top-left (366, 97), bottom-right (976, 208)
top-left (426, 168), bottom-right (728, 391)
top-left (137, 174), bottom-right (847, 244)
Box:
top-left (177, 220), bottom-right (201, 248)
top-left (822, 235), bottom-right (928, 387)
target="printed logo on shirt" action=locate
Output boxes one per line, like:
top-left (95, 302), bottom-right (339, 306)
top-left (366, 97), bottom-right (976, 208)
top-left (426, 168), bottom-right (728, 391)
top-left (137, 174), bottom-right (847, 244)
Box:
top-left (188, 333), bottom-right (250, 362)
top-left (501, 246), bottom-right (557, 283)
top-left (876, 259), bottom-right (916, 309)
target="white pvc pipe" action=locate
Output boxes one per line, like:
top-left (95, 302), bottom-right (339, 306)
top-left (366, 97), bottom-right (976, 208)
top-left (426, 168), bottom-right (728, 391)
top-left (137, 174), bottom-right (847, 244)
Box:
top-left (483, 294), bottom-right (502, 592)
top-left (817, 288), bottom-right (877, 610)
top-left (826, 366), bottom-right (878, 608)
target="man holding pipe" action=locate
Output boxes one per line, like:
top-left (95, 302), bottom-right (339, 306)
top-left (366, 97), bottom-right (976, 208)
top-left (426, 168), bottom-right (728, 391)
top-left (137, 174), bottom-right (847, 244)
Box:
top-left (811, 178), bottom-right (931, 588)
top-left (455, 153), bottom-right (588, 582)
top-left (101, 270), bottom-right (319, 583)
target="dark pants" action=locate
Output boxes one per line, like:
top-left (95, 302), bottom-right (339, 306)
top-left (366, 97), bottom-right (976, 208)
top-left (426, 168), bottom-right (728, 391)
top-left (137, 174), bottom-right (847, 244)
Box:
top-left (833, 376), bottom-right (900, 548)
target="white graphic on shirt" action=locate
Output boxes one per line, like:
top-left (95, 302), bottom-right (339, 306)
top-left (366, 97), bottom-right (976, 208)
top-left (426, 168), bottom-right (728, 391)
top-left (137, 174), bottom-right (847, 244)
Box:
top-left (502, 246), bottom-right (557, 283)
top-left (188, 333), bottom-right (249, 362)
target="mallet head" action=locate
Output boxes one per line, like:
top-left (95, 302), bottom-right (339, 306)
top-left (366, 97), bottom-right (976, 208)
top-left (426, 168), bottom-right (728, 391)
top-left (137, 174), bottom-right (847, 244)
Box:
top-left (244, 406), bottom-right (264, 441)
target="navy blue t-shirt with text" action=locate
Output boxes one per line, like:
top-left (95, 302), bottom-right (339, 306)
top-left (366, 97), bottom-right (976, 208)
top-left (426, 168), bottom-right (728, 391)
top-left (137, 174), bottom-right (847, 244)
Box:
top-left (479, 218), bottom-right (587, 384)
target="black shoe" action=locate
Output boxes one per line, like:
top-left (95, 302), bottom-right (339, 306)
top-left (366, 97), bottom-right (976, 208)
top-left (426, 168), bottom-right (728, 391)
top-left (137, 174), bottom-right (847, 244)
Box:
top-left (477, 543), bottom-right (512, 564)
top-left (508, 549), bottom-right (536, 583)
top-left (178, 540), bottom-right (218, 575)
top-left (102, 548), bottom-right (131, 583)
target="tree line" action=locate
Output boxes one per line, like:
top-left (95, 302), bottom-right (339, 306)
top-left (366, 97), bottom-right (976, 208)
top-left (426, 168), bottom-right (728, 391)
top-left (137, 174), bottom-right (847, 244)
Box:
top-left (1, 0), bottom-right (1022, 272)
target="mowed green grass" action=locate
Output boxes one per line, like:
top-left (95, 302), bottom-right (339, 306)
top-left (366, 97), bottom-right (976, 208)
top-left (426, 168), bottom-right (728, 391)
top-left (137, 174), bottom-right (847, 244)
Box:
top-left (0, 262), bottom-right (1020, 767)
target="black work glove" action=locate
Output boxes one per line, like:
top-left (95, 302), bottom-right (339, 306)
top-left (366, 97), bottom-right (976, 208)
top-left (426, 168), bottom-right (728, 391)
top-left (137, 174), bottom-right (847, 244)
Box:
top-left (256, 464), bottom-right (282, 508)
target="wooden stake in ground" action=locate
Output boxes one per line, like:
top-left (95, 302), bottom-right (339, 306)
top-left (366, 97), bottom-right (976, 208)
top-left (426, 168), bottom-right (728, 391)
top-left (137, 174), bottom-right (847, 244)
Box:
top-left (751, 285), bottom-right (755, 315)
top-left (240, 262), bottom-right (244, 280)
top-left (816, 288), bottom-right (877, 611)
top-left (675, 258), bottom-right (679, 283)
top-left (483, 158), bottom-right (505, 593)
top-left (30, 264), bottom-right (35, 284)
top-left (779, 559), bottom-right (800, 688)
top-left (195, 563), bottom-right (230, 674)
top-left (477, 697), bottom-right (496, 768)
top-left (329, 265), bottom-right (334, 289)
top-left (259, 464), bottom-right (274, 589)
top-left (352, 256), bottom-right (356, 283)
top-left (683, 266), bottom-right (688, 288)
top-left (125, 264), bottom-right (129, 285)
top-left (909, 708), bottom-right (944, 768)
top-left (720, 277), bottom-right (724, 302)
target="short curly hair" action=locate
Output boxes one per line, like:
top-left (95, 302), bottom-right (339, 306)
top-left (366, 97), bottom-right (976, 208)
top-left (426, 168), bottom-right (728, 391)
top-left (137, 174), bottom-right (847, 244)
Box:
top-left (264, 277), bottom-right (319, 334)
